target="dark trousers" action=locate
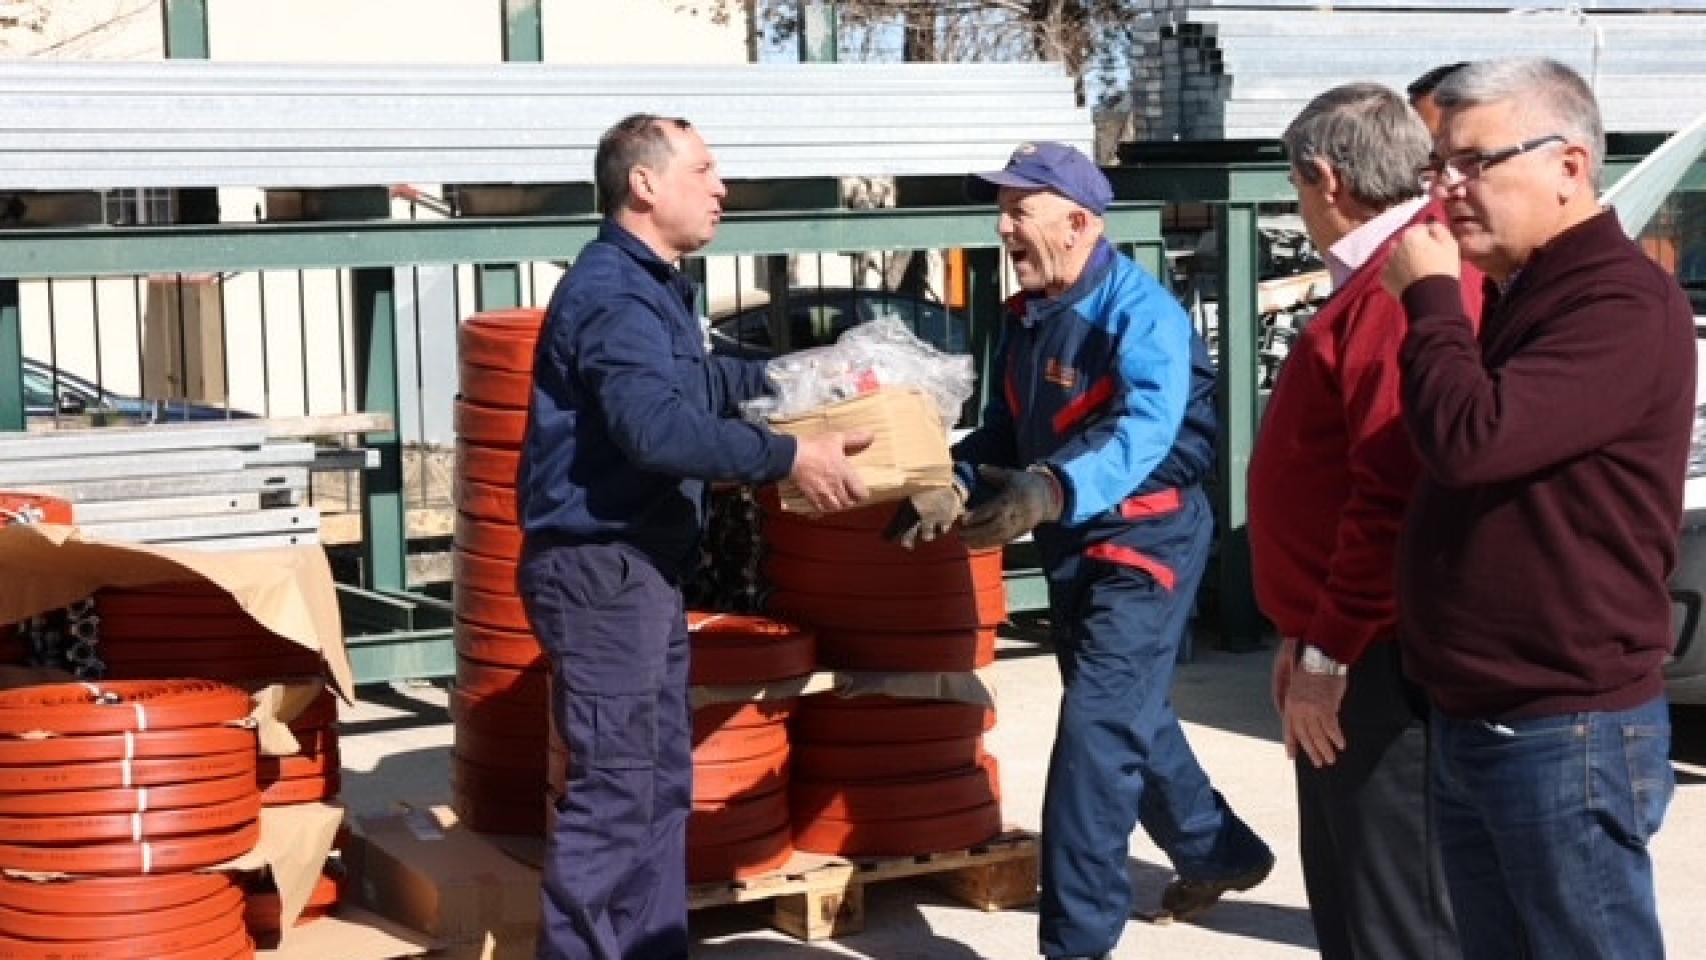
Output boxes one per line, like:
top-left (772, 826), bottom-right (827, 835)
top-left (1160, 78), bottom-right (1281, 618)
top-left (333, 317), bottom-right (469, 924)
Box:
top-left (1296, 641), bottom-right (1458, 960)
top-left (1037, 490), bottom-right (1271, 958)
top-left (518, 541), bottom-right (691, 960)
top-left (1431, 695), bottom-right (1672, 960)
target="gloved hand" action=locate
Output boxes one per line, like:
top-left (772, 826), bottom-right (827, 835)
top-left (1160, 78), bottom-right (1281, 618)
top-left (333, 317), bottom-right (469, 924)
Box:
top-left (883, 483), bottom-right (966, 549)
top-left (959, 464), bottom-right (1063, 550)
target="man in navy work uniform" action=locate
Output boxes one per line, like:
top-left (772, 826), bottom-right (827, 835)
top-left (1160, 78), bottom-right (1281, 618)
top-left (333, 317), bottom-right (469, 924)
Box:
top-left (516, 113), bottom-right (870, 960)
top-left (890, 141), bottom-right (1274, 960)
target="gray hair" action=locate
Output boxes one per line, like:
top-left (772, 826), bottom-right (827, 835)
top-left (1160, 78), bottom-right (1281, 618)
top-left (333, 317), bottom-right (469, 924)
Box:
top-left (1283, 83), bottom-right (1431, 210)
top-left (1434, 58), bottom-right (1605, 187)
top-left (595, 113), bottom-right (693, 213)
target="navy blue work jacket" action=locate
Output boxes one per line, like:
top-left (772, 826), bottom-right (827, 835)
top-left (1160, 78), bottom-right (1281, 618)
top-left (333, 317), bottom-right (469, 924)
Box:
top-left (516, 221), bottom-right (795, 578)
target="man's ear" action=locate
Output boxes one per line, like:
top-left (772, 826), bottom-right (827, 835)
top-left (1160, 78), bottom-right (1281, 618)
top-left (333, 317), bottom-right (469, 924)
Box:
top-left (1558, 144), bottom-right (1592, 200)
top-left (1310, 157), bottom-right (1339, 202)
top-left (1066, 207), bottom-right (1091, 247)
top-left (629, 166), bottom-right (656, 207)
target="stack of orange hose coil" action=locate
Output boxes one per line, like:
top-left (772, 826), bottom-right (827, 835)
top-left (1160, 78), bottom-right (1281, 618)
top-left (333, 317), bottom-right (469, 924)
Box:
top-left (453, 308), bottom-right (551, 835)
top-left (759, 496), bottom-right (1007, 856)
top-left (760, 497), bottom-right (1003, 672)
top-left (242, 866), bottom-right (344, 942)
top-left (789, 694), bottom-right (1001, 856)
top-left (685, 613), bottom-right (813, 883)
top-left (0, 680), bottom-right (261, 959)
top-left (0, 492), bottom-right (73, 527)
top-left (91, 584), bottom-right (341, 808)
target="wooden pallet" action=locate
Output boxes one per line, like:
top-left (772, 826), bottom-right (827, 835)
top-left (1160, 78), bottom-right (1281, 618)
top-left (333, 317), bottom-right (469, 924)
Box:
top-left (687, 829), bottom-right (1039, 941)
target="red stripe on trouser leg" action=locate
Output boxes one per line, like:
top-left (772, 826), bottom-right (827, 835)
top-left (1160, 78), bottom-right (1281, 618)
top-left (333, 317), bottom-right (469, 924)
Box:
top-left (1083, 543), bottom-right (1176, 592)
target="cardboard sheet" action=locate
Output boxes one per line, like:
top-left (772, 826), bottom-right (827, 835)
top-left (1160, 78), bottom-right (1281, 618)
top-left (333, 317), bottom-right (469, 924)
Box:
top-left (690, 666), bottom-right (997, 710)
top-left (769, 387), bottom-right (953, 513)
top-left (256, 905), bottom-right (433, 960)
top-left (0, 523), bottom-right (354, 699)
top-left (221, 803), bottom-right (347, 933)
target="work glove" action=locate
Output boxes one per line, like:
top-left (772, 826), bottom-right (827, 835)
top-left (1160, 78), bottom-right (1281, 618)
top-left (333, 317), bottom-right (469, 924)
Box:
top-left (959, 464), bottom-right (1063, 550)
top-left (883, 483), bottom-right (967, 549)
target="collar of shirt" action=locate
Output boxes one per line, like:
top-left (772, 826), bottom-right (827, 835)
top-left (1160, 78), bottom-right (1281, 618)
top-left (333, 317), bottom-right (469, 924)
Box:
top-left (1023, 239), bottom-right (1116, 328)
top-left (1325, 195), bottom-right (1429, 288)
top-left (598, 219), bottom-right (699, 307)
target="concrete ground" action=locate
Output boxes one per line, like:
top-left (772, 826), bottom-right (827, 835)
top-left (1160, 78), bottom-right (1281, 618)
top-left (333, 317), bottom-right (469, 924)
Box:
top-left (338, 630), bottom-right (1706, 959)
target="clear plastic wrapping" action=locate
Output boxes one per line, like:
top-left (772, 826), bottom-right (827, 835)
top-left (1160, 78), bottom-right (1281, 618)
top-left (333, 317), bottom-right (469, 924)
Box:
top-left (741, 316), bottom-right (976, 430)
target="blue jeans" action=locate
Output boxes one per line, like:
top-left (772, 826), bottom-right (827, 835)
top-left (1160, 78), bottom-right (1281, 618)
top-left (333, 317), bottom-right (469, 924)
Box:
top-left (1430, 696), bottom-right (1673, 960)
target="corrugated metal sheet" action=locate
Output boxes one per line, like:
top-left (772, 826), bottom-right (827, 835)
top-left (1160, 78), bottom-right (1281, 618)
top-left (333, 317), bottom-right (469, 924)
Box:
top-left (1128, 6), bottom-right (1706, 140)
top-left (0, 61), bottom-right (1092, 190)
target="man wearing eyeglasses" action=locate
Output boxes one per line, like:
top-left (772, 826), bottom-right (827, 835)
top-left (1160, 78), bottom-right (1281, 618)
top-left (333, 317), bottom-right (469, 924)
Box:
top-left (1252, 82), bottom-right (1476, 960)
top-left (1382, 58), bottom-right (1695, 959)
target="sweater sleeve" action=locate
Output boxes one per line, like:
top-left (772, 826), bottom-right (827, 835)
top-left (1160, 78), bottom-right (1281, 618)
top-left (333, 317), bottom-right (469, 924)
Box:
top-left (1302, 296), bottom-right (1423, 664)
top-left (578, 294), bottom-right (796, 485)
top-left (1399, 275), bottom-right (1666, 487)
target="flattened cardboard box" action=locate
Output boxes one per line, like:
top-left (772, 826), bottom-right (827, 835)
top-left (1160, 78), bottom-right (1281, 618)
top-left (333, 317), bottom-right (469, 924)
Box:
top-left (358, 806), bottom-right (539, 960)
top-left (769, 387), bottom-right (953, 513)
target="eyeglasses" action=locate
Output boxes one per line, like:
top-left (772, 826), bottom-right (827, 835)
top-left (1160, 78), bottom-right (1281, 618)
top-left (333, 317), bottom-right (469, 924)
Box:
top-left (1417, 134), bottom-right (1567, 190)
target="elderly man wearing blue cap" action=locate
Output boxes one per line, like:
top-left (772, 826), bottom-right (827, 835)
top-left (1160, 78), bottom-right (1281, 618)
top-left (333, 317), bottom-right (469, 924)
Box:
top-left (891, 141), bottom-right (1275, 959)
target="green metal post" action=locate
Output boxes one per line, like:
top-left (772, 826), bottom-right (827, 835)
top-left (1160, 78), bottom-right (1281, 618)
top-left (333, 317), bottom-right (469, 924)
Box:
top-left (797, 1), bottom-right (839, 62)
top-left (0, 280), bottom-right (21, 432)
top-left (475, 264), bottom-right (523, 312)
top-left (500, 0), bottom-right (542, 63)
top-left (964, 246), bottom-right (1002, 423)
top-left (353, 269), bottom-right (407, 593)
top-left (160, 0), bottom-right (209, 58)
top-left (1216, 203), bottom-right (1262, 649)
top-left (477, 0), bottom-right (544, 310)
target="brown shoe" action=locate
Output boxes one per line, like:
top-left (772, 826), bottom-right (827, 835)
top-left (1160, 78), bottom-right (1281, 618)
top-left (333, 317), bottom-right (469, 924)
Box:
top-left (1156, 853), bottom-right (1275, 924)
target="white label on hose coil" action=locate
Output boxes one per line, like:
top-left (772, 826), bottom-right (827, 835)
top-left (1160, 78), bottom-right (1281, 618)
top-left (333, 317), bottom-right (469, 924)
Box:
top-left (120, 755), bottom-right (133, 789)
top-left (140, 841), bottom-right (152, 874)
top-left (123, 730), bottom-right (136, 760)
top-left (131, 813), bottom-right (142, 843)
top-left (132, 703), bottom-right (148, 732)
top-left (134, 786), bottom-right (148, 813)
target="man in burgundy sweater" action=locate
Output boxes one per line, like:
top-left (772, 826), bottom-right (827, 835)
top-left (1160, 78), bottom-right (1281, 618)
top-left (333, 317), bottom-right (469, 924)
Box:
top-left (1383, 58), bottom-right (1695, 959)
top-left (1251, 83), bottom-right (1473, 960)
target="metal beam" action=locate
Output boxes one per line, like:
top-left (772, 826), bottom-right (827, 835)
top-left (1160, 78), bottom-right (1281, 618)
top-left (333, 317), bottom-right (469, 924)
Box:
top-left (1215, 203), bottom-right (1262, 650)
top-left (160, 0), bottom-right (210, 59)
top-left (0, 280), bottom-right (21, 432)
top-left (798, 1), bottom-right (839, 63)
top-left (501, 0), bottom-right (543, 63)
top-left (0, 205), bottom-right (1162, 279)
top-left (353, 268), bottom-right (406, 594)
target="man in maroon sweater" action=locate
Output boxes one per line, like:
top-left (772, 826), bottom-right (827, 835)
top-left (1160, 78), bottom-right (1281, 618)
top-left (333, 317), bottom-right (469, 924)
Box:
top-left (1383, 58), bottom-right (1695, 960)
top-left (1251, 83), bottom-right (1472, 960)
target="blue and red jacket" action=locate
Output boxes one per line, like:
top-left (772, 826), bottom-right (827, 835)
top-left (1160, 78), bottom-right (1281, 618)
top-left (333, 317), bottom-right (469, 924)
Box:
top-left (953, 241), bottom-right (1215, 578)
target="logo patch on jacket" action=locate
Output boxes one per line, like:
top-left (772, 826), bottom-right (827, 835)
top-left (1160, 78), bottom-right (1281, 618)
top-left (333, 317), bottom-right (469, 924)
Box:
top-left (1044, 358), bottom-right (1080, 389)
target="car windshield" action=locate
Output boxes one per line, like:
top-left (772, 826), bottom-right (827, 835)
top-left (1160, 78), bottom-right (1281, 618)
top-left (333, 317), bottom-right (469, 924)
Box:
top-left (1608, 116), bottom-right (1706, 314)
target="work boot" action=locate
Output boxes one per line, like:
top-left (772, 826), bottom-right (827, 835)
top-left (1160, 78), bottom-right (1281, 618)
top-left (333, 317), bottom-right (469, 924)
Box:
top-left (1156, 851), bottom-right (1276, 924)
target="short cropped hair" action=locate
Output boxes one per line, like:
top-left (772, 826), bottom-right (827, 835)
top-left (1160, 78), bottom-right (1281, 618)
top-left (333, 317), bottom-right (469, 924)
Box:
top-left (595, 113), bottom-right (693, 213)
top-left (1434, 58), bottom-right (1605, 187)
top-left (1407, 62), bottom-right (1469, 102)
top-left (1283, 83), bottom-right (1432, 211)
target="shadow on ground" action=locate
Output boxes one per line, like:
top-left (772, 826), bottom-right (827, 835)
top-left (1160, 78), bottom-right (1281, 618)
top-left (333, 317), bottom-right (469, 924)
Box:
top-left (692, 880), bottom-right (994, 959)
top-left (1126, 857), bottom-right (1316, 953)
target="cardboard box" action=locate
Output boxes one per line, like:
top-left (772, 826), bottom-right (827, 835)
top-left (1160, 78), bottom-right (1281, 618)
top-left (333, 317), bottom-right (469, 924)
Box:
top-left (357, 806), bottom-right (539, 960)
top-left (769, 387), bottom-right (954, 513)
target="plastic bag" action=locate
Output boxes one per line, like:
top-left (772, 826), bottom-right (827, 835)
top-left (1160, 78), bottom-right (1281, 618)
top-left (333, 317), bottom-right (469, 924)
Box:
top-left (741, 316), bottom-right (976, 430)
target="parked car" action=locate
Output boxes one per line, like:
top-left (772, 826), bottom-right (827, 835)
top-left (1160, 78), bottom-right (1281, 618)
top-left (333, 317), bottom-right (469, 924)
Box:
top-left (707, 288), bottom-right (969, 360)
top-left (21, 357), bottom-right (249, 424)
top-left (1606, 117), bottom-right (1706, 703)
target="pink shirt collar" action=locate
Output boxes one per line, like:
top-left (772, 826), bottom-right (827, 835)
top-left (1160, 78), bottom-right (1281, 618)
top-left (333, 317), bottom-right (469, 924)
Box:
top-left (1325, 196), bottom-right (1429, 288)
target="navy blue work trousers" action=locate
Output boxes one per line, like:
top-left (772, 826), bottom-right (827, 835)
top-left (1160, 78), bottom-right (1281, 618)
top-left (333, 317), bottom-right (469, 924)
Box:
top-left (1036, 488), bottom-right (1271, 958)
top-left (518, 540), bottom-right (691, 960)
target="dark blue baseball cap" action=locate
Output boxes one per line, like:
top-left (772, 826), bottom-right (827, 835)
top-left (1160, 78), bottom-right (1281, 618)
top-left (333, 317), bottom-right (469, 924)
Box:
top-left (967, 141), bottom-right (1113, 215)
